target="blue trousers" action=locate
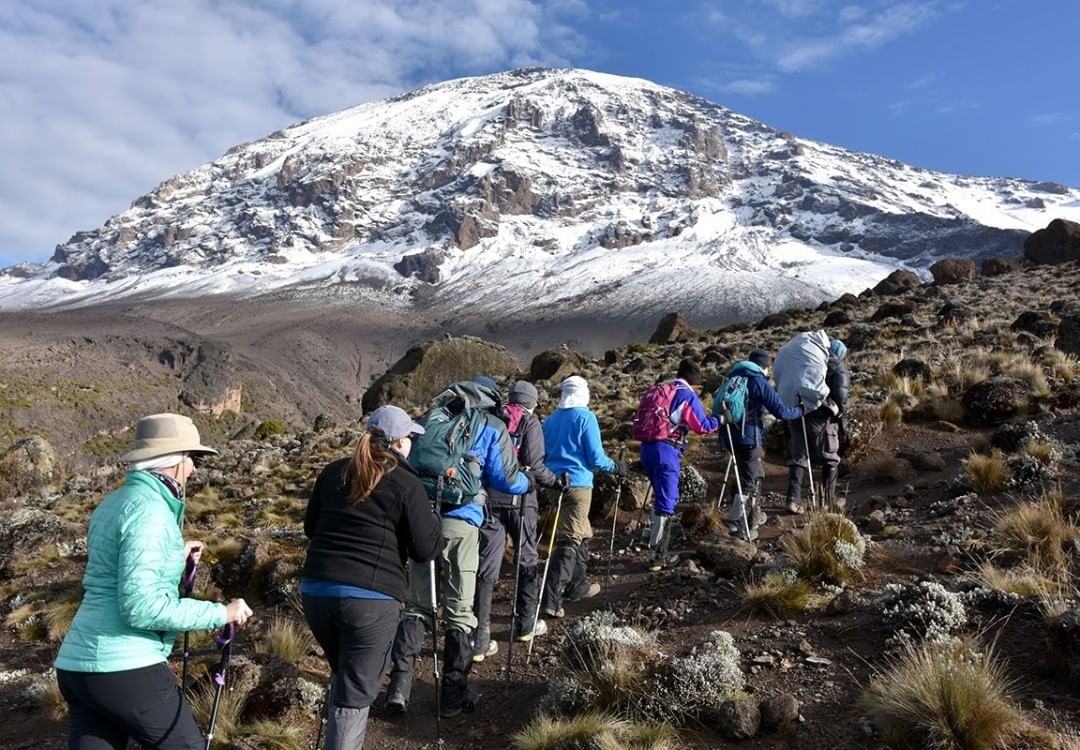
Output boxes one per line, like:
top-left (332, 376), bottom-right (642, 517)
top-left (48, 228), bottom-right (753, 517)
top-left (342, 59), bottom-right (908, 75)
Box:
top-left (640, 441), bottom-right (681, 516)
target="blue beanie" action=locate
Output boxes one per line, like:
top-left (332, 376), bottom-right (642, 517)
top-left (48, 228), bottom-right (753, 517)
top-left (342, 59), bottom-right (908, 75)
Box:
top-left (829, 339), bottom-right (847, 360)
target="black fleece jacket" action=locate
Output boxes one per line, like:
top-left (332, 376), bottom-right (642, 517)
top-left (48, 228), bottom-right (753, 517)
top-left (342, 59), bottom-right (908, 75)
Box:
top-left (489, 410), bottom-right (557, 508)
top-left (301, 452), bottom-right (443, 601)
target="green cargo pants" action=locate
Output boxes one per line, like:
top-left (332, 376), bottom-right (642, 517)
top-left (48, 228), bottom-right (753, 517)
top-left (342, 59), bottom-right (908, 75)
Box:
top-left (405, 517), bottom-right (479, 632)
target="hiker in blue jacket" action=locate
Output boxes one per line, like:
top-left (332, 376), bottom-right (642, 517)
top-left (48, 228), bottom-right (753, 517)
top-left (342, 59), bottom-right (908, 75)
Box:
top-left (539, 375), bottom-right (623, 619)
top-left (639, 359), bottom-right (719, 571)
top-left (720, 349), bottom-right (803, 541)
top-left (386, 378), bottom-right (528, 719)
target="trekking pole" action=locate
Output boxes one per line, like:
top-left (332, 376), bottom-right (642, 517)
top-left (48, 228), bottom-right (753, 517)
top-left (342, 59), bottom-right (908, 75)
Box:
top-left (504, 494), bottom-right (524, 680)
top-left (635, 483), bottom-right (653, 544)
top-left (528, 474), bottom-right (568, 663)
top-left (717, 451), bottom-right (734, 512)
top-left (180, 554), bottom-right (197, 696)
top-left (430, 558), bottom-right (442, 746)
top-left (314, 682), bottom-right (328, 750)
top-left (204, 623), bottom-right (235, 750)
top-left (797, 397), bottom-right (818, 511)
top-left (606, 448), bottom-right (626, 588)
top-left (724, 423), bottom-right (752, 541)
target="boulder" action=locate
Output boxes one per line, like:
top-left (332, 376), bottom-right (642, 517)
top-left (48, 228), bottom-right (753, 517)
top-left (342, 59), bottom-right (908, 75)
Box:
top-left (989, 422), bottom-right (1034, 453)
top-left (756, 311), bottom-right (793, 330)
top-left (873, 270), bottom-right (921, 296)
top-left (937, 301), bottom-right (971, 327)
top-left (361, 336), bottom-right (520, 413)
top-left (871, 301), bottom-right (914, 322)
top-left (929, 258), bottom-right (976, 284)
top-left (649, 312), bottom-right (692, 344)
top-left (892, 358), bottom-right (932, 382)
top-left (312, 414), bottom-right (336, 432)
top-left (760, 693), bottom-right (800, 731)
top-left (823, 309), bottom-right (851, 327)
top-left (1058, 314), bottom-right (1080, 355)
top-left (1024, 218), bottom-right (1080, 265)
top-left (694, 537), bottom-right (757, 577)
top-left (529, 348), bottom-right (588, 383)
top-left (981, 257), bottom-right (1019, 276)
top-left (961, 377), bottom-right (1031, 426)
top-left (1011, 311), bottom-right (1058, 339)
top-left (711, 698), bottom-right (761, 740)
top-left (0, 436), bottom-right (62, 498)
top-left (247, 658), bottom-right (322, 720)
top-left (0, 509), bottom-right (84, 573)
top-left (845, 324), bottom-right (878, 352)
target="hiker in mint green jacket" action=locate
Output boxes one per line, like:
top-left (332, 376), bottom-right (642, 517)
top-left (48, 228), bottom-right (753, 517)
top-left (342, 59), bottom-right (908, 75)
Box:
top-left (55, 413), bottom-right (252, 750)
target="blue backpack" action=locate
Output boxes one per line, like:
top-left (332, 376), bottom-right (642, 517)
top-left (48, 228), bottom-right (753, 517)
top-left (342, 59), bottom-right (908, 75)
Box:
top-left (712, 366), bottom-right (755, 433)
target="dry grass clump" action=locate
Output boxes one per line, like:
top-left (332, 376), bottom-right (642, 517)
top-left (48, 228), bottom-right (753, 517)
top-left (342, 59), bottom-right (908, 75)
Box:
top-left (880, 400), bottom-right (903, 429)
top-left (256, 616), bottom-right (313, 664)
top-left (780, 512), bottom-right (867, 584)
top-left (1042, 350), bottom-right (1076, 380)
top-left (189, 680), bottom-right (252, 745)
top-left (992, 488), bottom-right (1079, 575)
top-left (513, 713), bottom-right (679, 750)
top-left (30, 671), bottom-right (67, 721)
top-left (864, 456), bottom-right (910, 484)
top-left (679, 504), bottom-right (729, 540)
top-left (861, 637), bottom-right (1024, 750)
top-left (973, 562), bottom-right (1063, 599)
top-left (42, 595), bottom-right (81, 642)
top-left (1024, 439), bottom-right (1057, 467)
top-left (239, 719), bottom-right (305, 750)
top-left (744, 573), bottom-right (812, 618)
top-left (964, 450), bottom-right (1008, 495)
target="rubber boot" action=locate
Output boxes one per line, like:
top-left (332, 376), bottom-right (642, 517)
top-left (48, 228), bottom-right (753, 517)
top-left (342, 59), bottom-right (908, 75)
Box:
top-left (440, 627), bottom-right (478, 718)
top-left (541, 543), bottom-right (578, 617)
top-left (472, 580), bottom-right (497, 663)
top-left (822, 465), bottom-right (841, 511)
top-left (786, 465), bottom-right (805, 514)
top-left (514, 565), bottom-right (539, 637)
top-left (565, 539), bottom-right (599, 601)
top-left (385, 615), bottom-right (425, 713)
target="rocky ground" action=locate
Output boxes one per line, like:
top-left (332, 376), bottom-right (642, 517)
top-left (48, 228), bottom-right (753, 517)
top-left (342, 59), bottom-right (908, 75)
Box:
top-left (0, 259), bottom-right (1078, 749)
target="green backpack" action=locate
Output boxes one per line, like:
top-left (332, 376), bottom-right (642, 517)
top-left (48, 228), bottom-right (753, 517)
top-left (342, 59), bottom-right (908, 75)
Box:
top-left (410, 382), bottom-right (495, 506)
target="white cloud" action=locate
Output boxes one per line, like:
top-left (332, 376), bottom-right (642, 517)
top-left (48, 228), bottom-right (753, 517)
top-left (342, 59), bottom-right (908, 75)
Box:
top-left (838, 5), bottom-right (867, 22)
top-left (764, 0), bottom-right (825, 18)
top-left (0, 0), bottom-right (583, 264)
top-left (1030, 112), bottom-right (1070, 126)
top-left (718, 78), bottom-right (777, 95)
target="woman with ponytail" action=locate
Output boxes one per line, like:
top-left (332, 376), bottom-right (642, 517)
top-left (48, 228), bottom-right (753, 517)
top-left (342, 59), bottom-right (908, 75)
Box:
top-left (301, 405), bottom-right (442, 748)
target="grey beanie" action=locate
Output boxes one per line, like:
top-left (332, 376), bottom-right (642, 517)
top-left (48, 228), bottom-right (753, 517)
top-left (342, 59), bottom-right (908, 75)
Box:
top-left (508, 380), bottom-right (539, 410)
top-left (748, 349), bottom-right (771, 369)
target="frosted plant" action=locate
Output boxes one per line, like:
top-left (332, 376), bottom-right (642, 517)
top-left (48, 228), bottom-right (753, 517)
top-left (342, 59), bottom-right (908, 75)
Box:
top-left (679, 464), bottom-right (708, 504)
top-left (662, 630), bottom-right (745, 720)
top-left (881, 581), bottom-right (967, 648)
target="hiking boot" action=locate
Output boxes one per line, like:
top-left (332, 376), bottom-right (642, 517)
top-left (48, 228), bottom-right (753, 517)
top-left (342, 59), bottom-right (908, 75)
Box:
top-left (515, 619), bottom-right (548, 643)
top-left (541, 606), bottom-right (565, 619)
top-left (739, 527), bottom-right (759, 542)
top-left (567, 582), bottom-right (601, 602)
top-left (440, 627), bottom-right (478, 719)
top-left (786, 501), bottom-right (805, 515)
top-left (385, 671), bottom-right (412, 714)
top-left (385, 615), bottom-right (425, 713)
top-left (540, 543), bottom-right (578, 617)
top-left (472, 638), bottom-right (498, 663)
top-left (727, 522), bottom-right (740, 535)
top-left (647, 553), bottom-right (679, 572)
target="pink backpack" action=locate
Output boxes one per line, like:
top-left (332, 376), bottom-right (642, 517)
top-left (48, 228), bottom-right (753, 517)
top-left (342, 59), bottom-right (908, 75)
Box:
top-left (631, 383), bottom-right (679, 442)
top-left (501, 403), bottom-right (528, 458)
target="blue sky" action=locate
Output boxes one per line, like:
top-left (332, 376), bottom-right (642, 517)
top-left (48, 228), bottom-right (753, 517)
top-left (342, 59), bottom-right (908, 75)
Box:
top-left (1, 0), bottom-right (1077, 265)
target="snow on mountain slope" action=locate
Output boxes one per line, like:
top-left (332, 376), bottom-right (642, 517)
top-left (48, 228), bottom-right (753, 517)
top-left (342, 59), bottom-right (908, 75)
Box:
top-left (2, 67), bottom-right (1078, 323)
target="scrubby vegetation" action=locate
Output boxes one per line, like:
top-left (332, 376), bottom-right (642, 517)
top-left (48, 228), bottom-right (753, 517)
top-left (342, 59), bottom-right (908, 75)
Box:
top-left (780, 512), bottom-right (867, 584)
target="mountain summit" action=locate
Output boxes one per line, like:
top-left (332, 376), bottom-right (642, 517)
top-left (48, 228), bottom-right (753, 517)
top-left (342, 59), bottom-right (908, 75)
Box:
top-left (3, 67), bottom-right (1078, 322)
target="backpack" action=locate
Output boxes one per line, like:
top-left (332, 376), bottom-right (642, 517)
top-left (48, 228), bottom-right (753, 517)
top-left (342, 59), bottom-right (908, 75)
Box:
top-left (501, 403), bottom-right (528, 459)
top-left (411, 382), bottom-right (494, 506)
top-left (712, 372), bottom-right (750, 431)
top-left (631, 382), bottom-right (679, 442)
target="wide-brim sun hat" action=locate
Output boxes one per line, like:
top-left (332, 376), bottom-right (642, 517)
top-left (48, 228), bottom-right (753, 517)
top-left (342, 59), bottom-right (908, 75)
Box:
top-left (120, 413), bottom-right (219, 463)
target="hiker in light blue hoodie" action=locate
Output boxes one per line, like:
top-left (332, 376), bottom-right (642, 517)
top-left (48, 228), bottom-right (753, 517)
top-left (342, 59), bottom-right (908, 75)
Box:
top-left (539, 375), bottom-right (623, 619)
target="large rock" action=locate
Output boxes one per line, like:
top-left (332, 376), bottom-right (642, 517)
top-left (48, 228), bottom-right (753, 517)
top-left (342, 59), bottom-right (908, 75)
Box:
top-left (0, 436), bottom-right (62, 498)
top-left (961, 377), bottom-right (1031, 425)
top-left (893, 358), bottom-right (932, 382)
top-left (981, 257), bottom-right (1019, 276)
top-left (529, 348), bottom-right (588, 383)
top-left (1024, 218), bottom-right (1080, 265)
top-left (167, 341), bottom-right (243, 417)
top-left (929, 258), bottom-right (976, 284)
top-left (362, 336), bottom-right (521, 413)
top-left (1058, 314), bottom-right (1080, 355)
top-left (871, 300), bottom-right (915, 322)
top-left (0, 509), bottom-right (85, 573)
top-left (1011, 311), bottom-right (1058, 339)
top-left (710, 698), bottom-right (761, 740)
top-left (873, 270), bottom-right (920, 296)
top-left (694, 537), bottom-right (757, 577)
top-left (760, 693), bottom-right (801, 731)
top-left (649, 312), bottom-right (692, 344)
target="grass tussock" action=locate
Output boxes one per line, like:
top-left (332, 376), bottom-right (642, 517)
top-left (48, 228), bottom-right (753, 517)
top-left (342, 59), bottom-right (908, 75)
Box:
top-left (861, 636), bottom-right (1024, 750)
top-left (256, 615), bottom-right (313, 664)
top-left (34, 672), bottom-right (68, 722)
top-left (973, 562), bottom-right (1064, 599)
top-left (679, 505), bottom-right (729, 540)
top-left (780, 512), bottom-right (867, 584)
top-left (880, 400), bottom-right (903, 429)
top-left (189, 680), bottom-right (251, 745)
top-left (239, 719), bottom-right (306, 750)
top-left (1024, 439), bottom-right (1057, 467)
top-left (992, 488), bottom-right (1079, 574)
top-left (964, 450), bottom-right (1008, 495)
top-left (864, 456), bottom-right (910, 484)
top-left (42, 595), bottom-right (81, 642)
top-left (513, 713), bottom-right (678, 750)
top-left (744, 573), bottom-right (812, 618)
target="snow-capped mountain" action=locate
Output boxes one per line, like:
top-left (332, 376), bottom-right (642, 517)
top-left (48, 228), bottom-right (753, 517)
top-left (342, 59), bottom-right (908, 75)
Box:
top-left (3, 67), bottom-right (1078, 323)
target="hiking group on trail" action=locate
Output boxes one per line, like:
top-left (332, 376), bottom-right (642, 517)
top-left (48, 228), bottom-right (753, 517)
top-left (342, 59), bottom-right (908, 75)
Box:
top-left (52, 328), bottom-right (849, 749)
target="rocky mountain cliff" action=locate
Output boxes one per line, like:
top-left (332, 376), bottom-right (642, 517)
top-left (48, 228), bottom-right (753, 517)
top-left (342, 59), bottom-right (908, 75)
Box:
top-left (3, 67), bottom-right (1079, 324)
